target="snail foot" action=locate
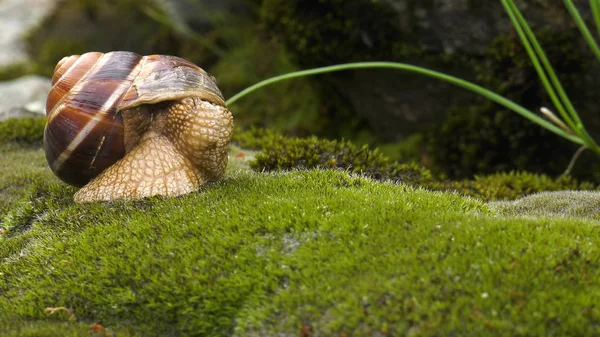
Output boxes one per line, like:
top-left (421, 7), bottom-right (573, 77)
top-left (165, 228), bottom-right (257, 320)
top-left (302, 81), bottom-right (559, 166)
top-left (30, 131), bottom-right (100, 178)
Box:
top-left (73, 132), bottom-right (202, 203)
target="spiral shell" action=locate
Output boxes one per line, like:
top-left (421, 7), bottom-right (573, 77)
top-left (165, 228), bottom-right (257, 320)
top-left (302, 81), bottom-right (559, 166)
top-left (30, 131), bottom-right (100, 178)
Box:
top-left (44, 51), bottom-right (225, 187)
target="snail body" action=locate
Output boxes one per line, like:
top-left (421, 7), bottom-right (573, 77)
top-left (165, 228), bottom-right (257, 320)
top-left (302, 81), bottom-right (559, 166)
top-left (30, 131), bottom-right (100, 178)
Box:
top-left (44, 51), bottom-right (233, 203)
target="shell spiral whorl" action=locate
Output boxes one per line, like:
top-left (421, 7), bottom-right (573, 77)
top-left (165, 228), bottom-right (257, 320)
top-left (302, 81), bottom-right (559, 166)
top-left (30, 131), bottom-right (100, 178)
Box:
top-left (44, 51), bottom-right (233, 202)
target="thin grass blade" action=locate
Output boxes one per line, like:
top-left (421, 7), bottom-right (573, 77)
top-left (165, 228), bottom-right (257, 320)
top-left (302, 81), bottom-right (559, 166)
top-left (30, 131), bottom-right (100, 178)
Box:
top-left (504, 1), bottom-right (600, 153)
top-left (502, 0), bottom-right (576, 130)
top-left (226, 61), bottom-right (583, 144)
top-left (564, 0), bottom-right (600, 71)
top-left (590, 0), bottom-right (600, 40)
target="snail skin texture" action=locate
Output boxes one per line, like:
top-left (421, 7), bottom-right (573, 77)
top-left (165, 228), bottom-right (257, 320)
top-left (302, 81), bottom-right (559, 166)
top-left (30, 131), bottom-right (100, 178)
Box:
top-left (44, 51), bottom-right (233, 203)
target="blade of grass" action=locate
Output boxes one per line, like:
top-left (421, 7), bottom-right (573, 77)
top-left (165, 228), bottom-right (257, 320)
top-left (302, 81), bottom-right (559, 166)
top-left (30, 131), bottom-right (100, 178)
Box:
top-left (560, 0), bottom-right (600, 152)
top-left (564, 0), bottom-right (600, 64)
top-left (562, 145), bottom-right (588, 176)
top-left (592, 0), bottom-right (600, 38)
top-left (503, 0), bottom-right (600, 154)
top-left (501, 0), bottom-right (576, 131)
top-left (225, 61), bottom-right (583, 145)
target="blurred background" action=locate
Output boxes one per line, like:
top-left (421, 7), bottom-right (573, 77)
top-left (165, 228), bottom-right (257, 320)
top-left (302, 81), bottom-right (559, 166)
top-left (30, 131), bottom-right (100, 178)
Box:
top-left (2, 0), bottom-right (600, 181)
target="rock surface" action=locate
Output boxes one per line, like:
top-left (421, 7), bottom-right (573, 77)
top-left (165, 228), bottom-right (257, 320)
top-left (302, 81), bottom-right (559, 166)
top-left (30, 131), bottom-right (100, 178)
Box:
top-left (0, 0), bottom-right (57, 67)
top-left (489, 190), bottom-right (600, 221)
top-left (0, 75), bottom-right (51, 121)
top-left (262, 0), bottom-right (598, 140)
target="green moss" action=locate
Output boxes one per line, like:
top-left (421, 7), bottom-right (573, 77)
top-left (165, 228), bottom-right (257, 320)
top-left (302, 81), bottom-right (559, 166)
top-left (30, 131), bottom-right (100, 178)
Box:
top-left (260, 0), bottom-right (423, 66)
top-left (0, 117), bottom-right (46, 145)
top-left (0, 62), bottom-right (40, 81)
top-left (432, 171), bottom-right (598, 201)
top-left (4, 137), bottom-right (600, 335)
top-left (0, 143), bottom-right (56, 215)
top-left (3, 151), bottom-right (600, 335)
top-left (0, 320), bottom-right (134, 337)
top-left (233, 127), bottom-right (598, 201)
top-left (234, 127), bottom-right (432, 185)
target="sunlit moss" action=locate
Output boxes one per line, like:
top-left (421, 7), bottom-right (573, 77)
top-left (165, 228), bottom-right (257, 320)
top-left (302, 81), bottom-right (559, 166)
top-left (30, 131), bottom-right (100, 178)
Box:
top-left (2, 145), bottom-right (600, 335)
top-left (3, 131), bottom-right (600, 335)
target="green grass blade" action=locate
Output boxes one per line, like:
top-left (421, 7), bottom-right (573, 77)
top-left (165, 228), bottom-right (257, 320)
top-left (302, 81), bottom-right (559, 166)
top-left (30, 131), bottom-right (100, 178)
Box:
top-left (565, 0), bottom-right (600, 64)
top-left (225, 61), bottom-right (583, 145)
top-left (501, 0), bottom-right (576, 130)
top-left (561, 0), bottom-right (600, 151)
top-left (592, 0), bottom-right (600, 38)
top-left (503, 1), bottom-right (600, 153)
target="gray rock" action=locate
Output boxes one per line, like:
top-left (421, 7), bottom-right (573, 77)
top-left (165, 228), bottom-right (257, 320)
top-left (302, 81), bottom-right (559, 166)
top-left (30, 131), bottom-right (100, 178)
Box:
top-left (0, 0), bottom-right (58, 67)
top-left (0, 75), bottom-right (51, 121)
top-left (488, 190), bottom-right (600, 221)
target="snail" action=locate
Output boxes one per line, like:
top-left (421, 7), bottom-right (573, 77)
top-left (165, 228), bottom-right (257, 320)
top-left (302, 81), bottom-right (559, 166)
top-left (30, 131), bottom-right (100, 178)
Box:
top-left (44, 51), bottom-right (233, 203)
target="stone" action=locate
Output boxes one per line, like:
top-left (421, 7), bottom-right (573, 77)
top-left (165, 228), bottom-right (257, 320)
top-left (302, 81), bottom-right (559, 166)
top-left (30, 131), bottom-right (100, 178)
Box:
top-left (0, 0), bottom-right (58, 67)
top-left (0, 75), bottom-right (51, 121)
top-left (488, 190), bottom-right (600, 221)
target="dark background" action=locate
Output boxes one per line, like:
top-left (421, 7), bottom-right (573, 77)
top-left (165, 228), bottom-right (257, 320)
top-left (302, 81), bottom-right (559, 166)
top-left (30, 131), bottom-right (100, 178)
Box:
top-left (15, 0), bottom-right (600, 181)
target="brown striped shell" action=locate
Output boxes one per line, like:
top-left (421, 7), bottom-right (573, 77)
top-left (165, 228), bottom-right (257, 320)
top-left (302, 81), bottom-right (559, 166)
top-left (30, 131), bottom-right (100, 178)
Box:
top-left (44, 51), bottom-right (226, 187)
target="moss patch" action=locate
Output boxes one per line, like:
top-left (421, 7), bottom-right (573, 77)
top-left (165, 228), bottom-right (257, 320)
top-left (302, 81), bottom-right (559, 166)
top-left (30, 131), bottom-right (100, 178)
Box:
top-left (232, 127), bottom-right (598, 201)
top-left (0, 62), bottom-right (40, 81)
top-left (0, 144), bottom-right (56, 214)
top-left (3, 141), bottom-right (600, 336)
top-left (431, 171), bottom-right (597, 201)
top-left (243, 129), bottom-right (432, 185)
top-left (0, 117), bottom-right (46, 144)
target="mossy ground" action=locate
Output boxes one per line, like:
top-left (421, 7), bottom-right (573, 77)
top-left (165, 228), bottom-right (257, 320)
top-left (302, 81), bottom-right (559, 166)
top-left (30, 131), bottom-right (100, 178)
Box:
top-left (2, 137), bottom-right (600, 336)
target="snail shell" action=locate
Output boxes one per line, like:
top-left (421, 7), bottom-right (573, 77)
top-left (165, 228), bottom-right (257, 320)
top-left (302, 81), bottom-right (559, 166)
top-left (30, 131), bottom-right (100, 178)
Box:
top-left (44, 51), bottom-right (233, 202)
top-left (45, 51), bottom-right (225, 187)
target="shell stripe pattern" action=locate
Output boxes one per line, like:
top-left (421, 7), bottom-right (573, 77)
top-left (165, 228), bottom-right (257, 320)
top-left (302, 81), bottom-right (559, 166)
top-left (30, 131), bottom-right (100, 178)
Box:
top-left (50, 54), bottom-right (142, 172)
top-left (44, 52), bottom-right (142, 186)
top-left (119, 54), bottom-right (226, 110)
